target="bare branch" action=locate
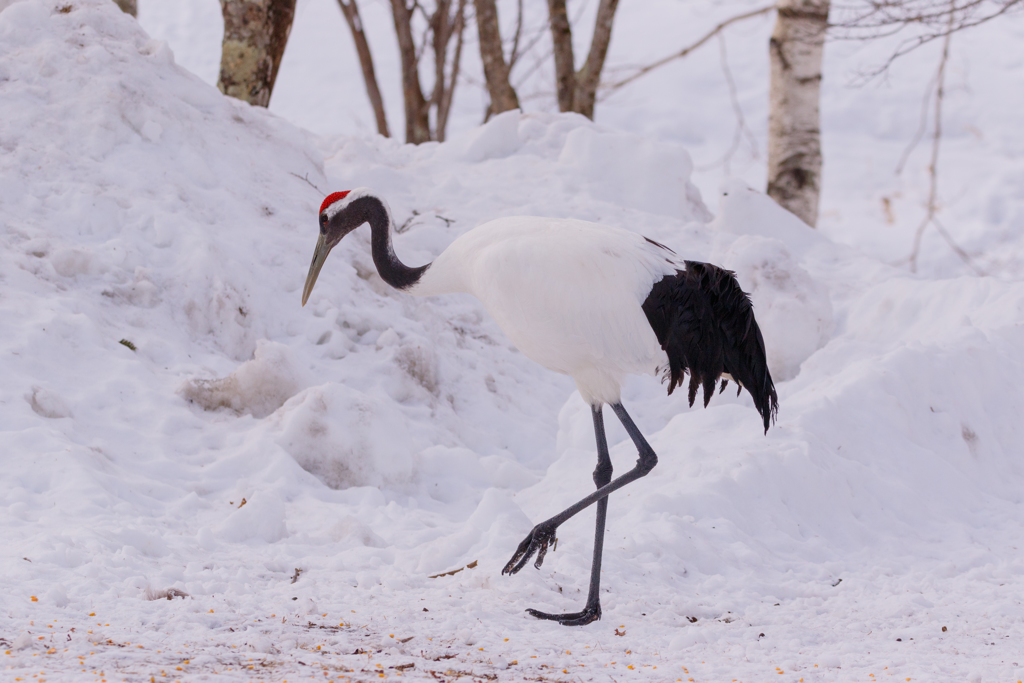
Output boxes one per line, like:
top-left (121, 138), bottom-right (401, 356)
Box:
top-left (289, 171), bottom-right (324, 194)
top-left (933, 217), bottom-right (984, 273)
top-left (509, 16), bottom-right (550, 78)
top-left (511, 43), bottom-right (554, 92)
top-left (831, 0), bottom-right (1023, 77)
top-left (436, 0), bottom-right (467, 141)
top-left (601, 5), bottom-right (775, 96)
top-left (907, 4), bottom-right (983, 275)
top-left (694, 33), bottom-right (759, 174)
top-left (573, 0), bottom-right (620, 119)
top-left (894, 74), bottom-right (935, 175)
top-left (509, 0), bottom-right (524, 68)
top-left (337, 0), bottom-right (390, 137)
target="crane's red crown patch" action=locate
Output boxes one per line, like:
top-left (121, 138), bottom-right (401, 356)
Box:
top-left (320, 191), bottom-right (351, 214)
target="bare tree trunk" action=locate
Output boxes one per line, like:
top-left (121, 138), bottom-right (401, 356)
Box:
top-left (547, 0), bottom-right (576, 112)
top-left (573, 0), bottom-right (618, 119)
top-left (391, 0), bottom-right (432, 144)
top-left (388, 0), bottom-right (467, 144)
top-left (113, 0), bottom-right (136, 17)
top-left (766, 0), bottom-right (829, 227)
top-left (337, 0), bottom-right (390, 137)
top-left (546, 0), bottom-right (620, 119)
top-left (435, 0), bottom-right (467, 141)
top-left (218, 0), bottom-right (297, 108)
top-left (431, 0), bottom-right (452, 118)
top-left (474, 0), bottom-right (520, 115)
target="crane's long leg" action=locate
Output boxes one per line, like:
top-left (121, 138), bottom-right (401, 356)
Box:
top-left (502, 402), bottom-right (658, 625)
top-left (525, 405), bottom-right (614, 626)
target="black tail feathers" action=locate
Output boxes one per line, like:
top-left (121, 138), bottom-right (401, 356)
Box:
top-left (641, 261), bottom-right (778, 433)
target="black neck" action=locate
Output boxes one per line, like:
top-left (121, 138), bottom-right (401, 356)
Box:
top-left (355, 195), bottom-right (429, 290)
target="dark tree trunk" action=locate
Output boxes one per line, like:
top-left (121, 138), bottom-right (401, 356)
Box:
top-left (434, 0), bottom-right (467, 141)
top-left (389, 0), bottom-right (467, 144)
top-left (337, 0), bottom-right (391, 137)
top-left (218, 0), bottom-right (297, 108)
top-left (547, 0), bottom-right (576, 112)
top-left (546, 0), bottom-right (620, 119)
top-left (573, 0), bottom-right (618, 119)
top-left (390, 0), bottom-right (432, 144)
top-left (474, 0), bottom-right (520, 115)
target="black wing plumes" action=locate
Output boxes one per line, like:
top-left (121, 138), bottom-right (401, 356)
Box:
top-left (642, 261), bottom-right (778, 433)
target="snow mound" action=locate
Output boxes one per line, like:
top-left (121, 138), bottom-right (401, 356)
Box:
top-left (180, 339), bottom-right (308, 418)
top-left (444, 108), bottom-right (521, 162)
top-left (720, 236), bottom-right (834, 380)
top-left (557, 122), bottom-right (711, 220)
top-left (325, 109), bottom-right (712, 228)
top-left (710, 180), bottom-right (835, 379)
top-left (711, 178), bottom-right (830, 257)
top-left (271, 383), bottom-right (421, 489)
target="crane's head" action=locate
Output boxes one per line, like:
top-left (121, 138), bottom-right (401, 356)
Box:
top-left (302, 190), bottom-right (361, 306)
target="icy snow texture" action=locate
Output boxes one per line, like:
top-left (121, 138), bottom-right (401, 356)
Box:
top-left (2, 2), bottom-right (1024, 683)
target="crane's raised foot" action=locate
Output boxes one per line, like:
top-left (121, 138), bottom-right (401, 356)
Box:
top-left (502, 522), bottom-right (557, 575)
top-left (526, 603), bottom-right (601, 626)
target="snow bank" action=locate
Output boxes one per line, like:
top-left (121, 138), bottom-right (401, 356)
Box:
top-left (3, 2), bottom-right (1024, 680)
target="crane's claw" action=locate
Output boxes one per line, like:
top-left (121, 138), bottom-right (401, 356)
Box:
top-left (502, 523), bottom-right (557, 575)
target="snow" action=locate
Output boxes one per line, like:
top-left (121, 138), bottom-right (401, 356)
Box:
top-left (2, 1), bottom-right (1024, 682)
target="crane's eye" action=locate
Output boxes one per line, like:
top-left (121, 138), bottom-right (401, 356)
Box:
top-left (319, 214), bottom-right (328, 230)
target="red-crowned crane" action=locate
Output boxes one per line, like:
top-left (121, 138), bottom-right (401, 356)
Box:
top-left (302, 188), bottom-right (778, 626)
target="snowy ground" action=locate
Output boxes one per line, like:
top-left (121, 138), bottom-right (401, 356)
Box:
top-left (2, 1), bottom-right (1024, 682)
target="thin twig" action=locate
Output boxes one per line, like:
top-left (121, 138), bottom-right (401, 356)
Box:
top-left (511, 44), bottom-right (554, 91)
top-left (509, 0), bottom-right (524, 68)
top-left (289, 172), bottom-right (323, 194)
top-left (907, 2), bottom-right (983, 275)
top-left (694, 32), bottom-right (758, 174)
top-left (933, 217), bottom-right (984, 273)
top-left (600, 5), bottom-right (775, 96)
top-left (508, 11), bottom-right (548, 78)
top-left (908, 5), bottom-right (953, 273)
top-left (895, 76), bottom-right (937, 175)
top-left (831, 0), bottom-right (1023, 79)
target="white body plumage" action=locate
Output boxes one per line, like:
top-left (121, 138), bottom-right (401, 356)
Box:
top-left (410, 217), bottom-right (681, 404)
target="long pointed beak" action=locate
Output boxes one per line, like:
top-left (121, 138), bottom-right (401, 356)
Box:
top-left (302, 233), bottom-right (330, 306)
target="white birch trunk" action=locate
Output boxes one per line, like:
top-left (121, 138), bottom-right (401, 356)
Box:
top-left (766, 0), bottom-right (829, 227)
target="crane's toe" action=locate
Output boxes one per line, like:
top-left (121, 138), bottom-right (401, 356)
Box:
top-left (526, 603), bottom-right (601, 626)
top-left (502, 523), bottom-right (557, 575)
